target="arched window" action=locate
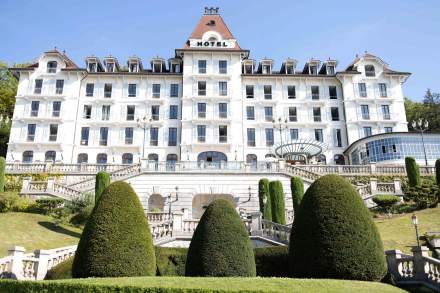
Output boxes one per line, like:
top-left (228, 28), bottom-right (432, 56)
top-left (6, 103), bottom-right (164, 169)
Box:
top-left (316, 154), bottom-right (326, 164)
top-left (334, 154), bottom-right (345, 165)
top-left (45, 151), bottom-right (56, 162)
top-left (365, 65), bottom-right (375, 77)
top-left (148, 194), bottom-right (165, 212)
top-left (246, 154), bottom-right (258, 169)
top-left (147, 153), bottom-right (158, 161)
top-left (197, 151), bottom-right (227, 163)
top-left (96, 153), bottom-right (107, 164)
top-left (22, 151), bottom-right (33, 163)
top-left (166, 154), bottom-right (178, 171)
top-left (77, 153), bottom-right (88, 164)
top-left (47, 61), bottom-right (58, 73)
top-left (265, 153), bottom-right (276, 159)
top-left (122, 153), bottom-right (133, 164)
top-left (166, 154), bottom-right (178, 162)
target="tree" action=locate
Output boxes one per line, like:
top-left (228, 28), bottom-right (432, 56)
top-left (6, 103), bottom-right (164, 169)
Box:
top-left (423, 89), bottom-right (440, 105)
top-left (290, 176), bottom-right (304, 216)
top-left (0, 156), bottom-right (5, 192)
top-left (0, 117), bottom-right (11, 157)
top-left (185, 199), bottom-right (256, 277)
top-left (269, 181), bottom-right (285, 225)
top-left (405, 96), bottom-right (440, 132)
top-left (436, 159), bottom-right (440, 187)
top-left (72, 181), bottom-right (155, 278)
top-left (94, 171), bottom-right (110, 204)
top-left (258, 178), bottom-right (271, 220)
top-left (289, 174), bottom-right (386, 281)
top-left (0, 62), bottom-right (17, 119)
top-left (405, 157), bottom-right (421, 187)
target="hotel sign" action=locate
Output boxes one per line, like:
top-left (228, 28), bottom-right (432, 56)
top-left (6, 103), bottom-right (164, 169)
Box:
top-left (188, 39), bottom-right (235, 49)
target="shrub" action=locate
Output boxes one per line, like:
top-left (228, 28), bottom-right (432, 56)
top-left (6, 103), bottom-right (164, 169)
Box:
top-left (0, 192), bottom-right (34, 213)
top-left (372, 194), bottom-right (400, 214)
top-left (258, 178), bottom-right (271, 220)
top-left (403, 177), bottom-right (439, 209)
top-left (94, 171), bottom-right (110, 204)
top-left (0, 156), bottom-right (5, 192)
top-left (155, 247), bottom-right (187, 276)
top-left (254, 246), bottom-right (289, 277)
top-left (185, 199), bottom-right (256, 277)
top-left (35, 198), bottom-right (64, 215)
top-left (436, 158), bottom-right (440, 186)
top-left (72, 181), bottom-right (155, 278)
top-left (405, 157), bottom-right (421, 187)
top-left (45, 258), bottom-right (73, 280)
top-left (69, 204), bottom-right (93, 226)
top-left (269, 181), bottom-right (285, 225)
top-left (290, 176), bottom-right (304, 216)
top-left (289, 174), bottom-right (386, 281)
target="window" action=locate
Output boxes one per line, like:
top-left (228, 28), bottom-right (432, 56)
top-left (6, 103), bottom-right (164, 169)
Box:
top-left (290, 129), bottom-right (298, 140)
top-left (122, 153), bottom-right (133, 164)
top-left (99, 127), bottom-right (108, 146)
top-left (197, 103), bottom-right (206, 118)
top-left (52, 101), bottom-right (61, 117)
top-left (219, 125), bottom-right (227, 143)
top-left (246, 106), bottom-right (255, 120)
top-left (171, 63), bottom-right (181, 73)
top-left (379, 83), bottom-right (387, 97)
top-left (27, 124), bottom-right (36, 141)
top-left (264, 85), bottom-right (272, 99)
top-left (265, 128), bottom-right (274, 146)
top-left (105, 62), bottom-right (114, 72)
top-left (47, 61), bottom-right (57, 73)
top-left (125, 127), bottom-right (133, 144)
top-left (246, 85), bottom-right (254, 99)
top-left (331, 107), bottom-right (340, 121)
top-left (314, 129), bottom-right (323, 142)
top-left (151, 105), bottom-right (160, 121)
top-left (384, 127), bottom-right (393, 133)
top-left (219, 60), bottom-right (227, 74)
top-left (218, 103), bottom-right (227, 118)
top-left (126, 105), bottom-right (135, 121)
top-left (55, 80), bottom-right (64, 95)
top-left (198, 60), bottom-right (207, 74)
top-left (313, 107), bottom-right (321, 122)
top-left (197, 125), bottom-right (206, 142)
top-left (170, 84), bottom-right (179, 97)
top-left (311, 86), bottom-right (320, 100)
top-left (104, 83), bottom-right (112, 98)
top-left (129, 62), bottom-right (138, 73)
top-left (361, 105), bottom-right (370, 120)
top-left (381, 105), bottom-right (390, 120)
top-left (45, 151), bottom-right (56, 162)
top-left (169, 105), bottom-right (178, 119)
top-left (34, 79), bottom-right (42, 94)
top-left (102, 105), bottom-right (110, 120)
top-left (334, 129), bottom-right (342, 147)
top-left (327, 65), bottom-right (335, 75)
top-left (148, 153), bottom-right (158, 161)
top-left (49, 124), bottom-right (58, 141)
top-left (128, 84), bottom-right (137, 97)
top-left (86, 83), bottom-right (94, 97)
top-left (246, 154), bottom-right (258, 166)
top-left (77, 153), bottom-right (88, 164)
top-left (264, 106), bottom-right (273, 122)
top-left (83, 105), bottom-right (92, 119)
top-left (22, 151), bottom-right (33, 163)
top-left (152, 84), bottom-right (161, 98)
top-left (329, 86), bottom-right (337, 99)
top-left (247, 128), bottom-right (256, 146)
top-left (150, 127), bottom-right (158, 146)
top-left (198, 81), bottom-right (206, 96)
top-left (365, 65), bottom-right (376, 77)
top-left (262, 64), bottom-right (271, 74)
top-left (30, 101), bottom-right (40, 117)
top-left (80, 127), bottom-right (89, 145)
top-left (287, 86), bottom-right (296, 99)
top-left (363, 126), bottom-right (372, 137)
top-left (97, 153), bottom-right (107, 164)
top-left (168, 127), bottom-right (177, 146)
top-left (219, 82), bottom-right (227, 96)
top-left (309, 65), bottom-right (318, 75)
top-left (88, 62), bottom-right (97, 72)
top-left (288, 107), bottom-right (297, 122)
top-left (359, 83), bottom-right (367, 97)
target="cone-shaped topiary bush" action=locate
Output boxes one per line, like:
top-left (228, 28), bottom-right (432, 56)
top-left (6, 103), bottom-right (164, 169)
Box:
top-left (94, 171), bottom-right (110, 204)
top-left (290, 176), bottom-right (304, 216)
top-left (269, 181), bottom-right (285, 225)
top-left (258, 178), bottom-right (271, 220)
top-left (405, 157), bottom-right (421, 187)
top-left (72, 181), bottom-right (155, 278)
top-left (436, 158), bottom-right (440, 186)
top-left (289, 174), bottom-right (386, 281)
top-left (0, 156), bottom-right (5, 192)
top-left (185, 199), bottom-right (256, 277)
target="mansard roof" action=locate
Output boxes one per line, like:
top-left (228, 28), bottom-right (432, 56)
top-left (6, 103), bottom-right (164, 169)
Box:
top-left (343, 52), bottom-right (411, 76)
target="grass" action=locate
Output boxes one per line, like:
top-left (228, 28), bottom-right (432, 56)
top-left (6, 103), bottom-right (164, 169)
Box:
top-left (374, 206), bottom-right (440, 252)
top-left (0, 277), bottom-right (405, 293)
top-left (0, 212), bottom-right (81, 257)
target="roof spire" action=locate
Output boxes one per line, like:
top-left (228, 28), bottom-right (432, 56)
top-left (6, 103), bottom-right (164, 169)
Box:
top-left (204, 7), bottom-right (219, 15)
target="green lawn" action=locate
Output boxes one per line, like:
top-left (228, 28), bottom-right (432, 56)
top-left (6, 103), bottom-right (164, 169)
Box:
top-left (374, 206), bottom-right (440, 253)
top-left (0, 212), bottom-right (81, 257)
top-left (0, 277), bottom-right (405, 293)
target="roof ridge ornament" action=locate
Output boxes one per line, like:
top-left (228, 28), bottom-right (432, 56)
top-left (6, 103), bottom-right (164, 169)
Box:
top-left (204, 7), bottom-right (219, 15)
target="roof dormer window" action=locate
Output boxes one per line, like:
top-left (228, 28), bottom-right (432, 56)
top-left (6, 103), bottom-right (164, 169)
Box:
top-left (262, 64), bottom-right (271, 74)
top-left (327, 65), bottom-right (335, 75)
top-left (309, 65), bottom-right (318, 75)
top-left (129, 63), bottom-right (138, 73)
top-left (365, 65), bottom-right (376, 77)
top-left (106, 62), bottom-right (115, 72)
top-left (286, 64), bottom-right (294, 74)
top-left (88, 62), bottom-right (97, 72)
top-left (242, 60), bottom-right (255, 74)
top-left (47, 61), bottom-right (57, 73)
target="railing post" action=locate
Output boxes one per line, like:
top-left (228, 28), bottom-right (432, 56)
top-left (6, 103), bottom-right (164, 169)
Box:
top-left (245, 163), bottom-right (250, 172)
top-left (8, 246), bottom-right (25, 280)
top-left (369, 178), bottom-right (378, 195)
top-left (34, 249), bottom-right (51, 280)
top-left (172, 211), bottom-right (184, 235)
top-left (21, 177), bottom-right (32, 193)
top-left (140, 159), bottom-right (149, 170)
top-left (182, 208), bottom-right (190, 220)
top-left (393, 178), bottom-right (402, 195)
top-left (411, 246), bottom-right (429, 282)
top-left (370, 163), bottom-right (376, 174)
top-left (248, 212), bottom-right (262, 236)
top-left (46, 177), bottom-right (55, 193)
top-left (278, 159), bottom-right (285, 171)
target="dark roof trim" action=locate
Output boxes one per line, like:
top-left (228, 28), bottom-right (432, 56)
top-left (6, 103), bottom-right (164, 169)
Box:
top-left (86, 71), bottom-right (183, 76)
top-left (176, 48), bottom-right (250, 54)
top-left (242, 73), bottom-right (337, 78)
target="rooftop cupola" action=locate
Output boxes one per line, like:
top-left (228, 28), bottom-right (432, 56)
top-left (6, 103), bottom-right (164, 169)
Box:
top-left (103, 55), bottom-right (120, 73)
top-left (85, 56), bottom-right (104, 72)
top-left (127, 56), bottom-right (143, 73)
top-left (281, 58), bottom-right (298, 74)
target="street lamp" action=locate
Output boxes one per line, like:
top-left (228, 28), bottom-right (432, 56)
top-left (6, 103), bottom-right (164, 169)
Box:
top-left (168, 186), bottom-right (179, 217)
top-left (411, 214), bottom-right (420, 247)
top-left (412, 119), bottom-right (429, 166)
top-left (272, 117), bottom-right (288, 159)
top-left (137, 116), bottom-right (152, 159)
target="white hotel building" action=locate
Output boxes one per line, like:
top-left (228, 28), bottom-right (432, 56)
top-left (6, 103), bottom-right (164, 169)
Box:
top-left (7, 8), bottom-right (413, 167)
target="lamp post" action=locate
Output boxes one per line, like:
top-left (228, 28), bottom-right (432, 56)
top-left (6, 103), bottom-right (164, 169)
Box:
top-left (272, 117), bottom-right (288, 159)
top-left (411, 214), bottom-right (420, 247)
top-left (168, 186), bottom-right (179, 217)
top-left (137, 116), bottom-right (152, 159)
top-left (412, 119), bottom-right (429, 166)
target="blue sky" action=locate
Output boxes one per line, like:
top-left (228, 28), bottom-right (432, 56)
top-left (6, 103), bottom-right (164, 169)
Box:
top-left (1, 0), bottom-right (439, 101)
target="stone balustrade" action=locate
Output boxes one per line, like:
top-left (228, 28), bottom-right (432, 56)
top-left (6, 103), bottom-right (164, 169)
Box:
top-left (147, 212), bottom-right (172, 223)
top-left (260, 219), bottom-right (291, 244)
top-left (6, 162), bottom-right (131, 175)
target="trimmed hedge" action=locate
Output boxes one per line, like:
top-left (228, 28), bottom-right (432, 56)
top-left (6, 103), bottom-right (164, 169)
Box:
top-left (289, 174), bottom-right (386, 281)
top-left (72, 181), bottom-right (156, 278)
top-left (405, 157), bottom-right (421, 187)
top-left (290, 176), bottom-right (304, 216)
top-left (254, 246), bottom-right (289, 277)
top-left (436, 158), bottom-right (440, 186)
top-left (258, 178), bottom-right (271, 220)
top-left (155, 247), bottom-right (187, 276)
top-left (45, 258), bottom-right (73, 280)
top-left (185, 199), bottom-right (256, 277)
top-left (269, 181), bottom-right (285, 225)
top-left (94, 171), bottom-right (110, 204)
top-left (0, 156), bottom-right (5, 192)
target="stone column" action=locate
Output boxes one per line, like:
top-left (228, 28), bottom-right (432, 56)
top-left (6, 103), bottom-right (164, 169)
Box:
top-left (8, 246), bottom-right (25, 280)
top-left (370, 163), bottom-right (376, 174)
top-left (278, 159), bottom-right (285, 171)
top-left (34, 249), bottom-right (51, 280)
top-left (411, 246), bottom-right (429, 281)
top-left (46, 177), bottom-right (55, 193)
top-left (384, 250), bottom-right (402, 279)
top-left (393, 178), bottom-right (402, 195)
top-left (248, 212), bottom-right (262, 236)
top-left (20, 177), bottom-right (32, 193)
top-left (172, 211), bottom-right (184, 235)
top-left (370, 178), bottom-right (378, 195)
top-left (140, 159), bottom-right (149, 170)
top-left (427, 237), bottom-right (440, 259)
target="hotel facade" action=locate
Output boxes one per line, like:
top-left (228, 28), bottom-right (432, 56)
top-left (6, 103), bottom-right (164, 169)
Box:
top-left (8, 8), bottom-right (419, 167)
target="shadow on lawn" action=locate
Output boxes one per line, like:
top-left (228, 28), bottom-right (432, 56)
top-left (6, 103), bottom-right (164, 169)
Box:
top-left (38, 221), bottom-right (82, 239)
